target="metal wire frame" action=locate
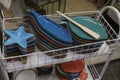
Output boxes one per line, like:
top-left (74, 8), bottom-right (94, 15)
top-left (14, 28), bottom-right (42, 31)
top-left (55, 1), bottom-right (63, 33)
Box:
top-left (0, 6), bottom-right (120, 80)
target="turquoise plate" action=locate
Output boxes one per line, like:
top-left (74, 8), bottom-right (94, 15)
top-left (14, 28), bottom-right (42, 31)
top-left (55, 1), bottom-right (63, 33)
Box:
top-left (68, 16), bottom-right (108, 40)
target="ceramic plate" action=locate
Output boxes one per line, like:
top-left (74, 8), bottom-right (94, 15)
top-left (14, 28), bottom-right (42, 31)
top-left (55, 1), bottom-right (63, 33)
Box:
top-left (15, 70), bottom-right (37, 80)
top-left (68, 16), bottom-right (108, 40)
top-left (25, 15), bottom-right (72, 47)
top-left (60, 59), bottom-right (85, 73)
top-left (27, 11), bottom-right (72, 43)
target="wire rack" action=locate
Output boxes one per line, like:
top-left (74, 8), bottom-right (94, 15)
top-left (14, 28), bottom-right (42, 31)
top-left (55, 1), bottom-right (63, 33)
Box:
top-left (0, 6), bottom-right (120, 80)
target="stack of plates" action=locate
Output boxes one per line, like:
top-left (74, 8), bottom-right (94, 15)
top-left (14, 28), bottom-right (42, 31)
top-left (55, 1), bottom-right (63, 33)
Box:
top-left (36, 65), bottom-right (53, 75)
top-left (24, 10), bottom-right (72, 58)
top-left (4, 26), bottom-right (35, 61)
top-left (68, 16), bottom-right (108, 44)
top-left (56, 59), bottom-right (88, 80)
top-left (66, 16), bottom-right (108, 53)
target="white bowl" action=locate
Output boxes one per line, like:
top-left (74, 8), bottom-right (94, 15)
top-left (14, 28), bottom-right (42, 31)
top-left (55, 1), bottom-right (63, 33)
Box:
top-left (15, 70), bottom-right (37, 80)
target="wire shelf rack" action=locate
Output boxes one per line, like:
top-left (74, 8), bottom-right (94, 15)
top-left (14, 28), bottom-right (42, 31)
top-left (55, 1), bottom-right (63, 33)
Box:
top-left (0, 6), bottom-right (120, 80)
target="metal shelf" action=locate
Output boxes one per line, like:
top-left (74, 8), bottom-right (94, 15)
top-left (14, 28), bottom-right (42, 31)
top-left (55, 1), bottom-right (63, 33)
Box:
top-left (0, 6), bottom-right (120, 80)
top-left (36, 64), bottom-right (94, 80)
top-left (11, 59), bottom-right (94, 80)
top-left (3, 42), bottom-right (110, 72)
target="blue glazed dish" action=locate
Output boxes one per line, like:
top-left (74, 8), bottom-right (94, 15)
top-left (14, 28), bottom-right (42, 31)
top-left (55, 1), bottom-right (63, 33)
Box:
top-left (26, 21), bottom-right (60, 49)
top-left (24, 15), bottom-right (72, 47)
top-left (26, 10), bottom-right (72, 44)
top-left (4, 26), bottom-right (34, 48)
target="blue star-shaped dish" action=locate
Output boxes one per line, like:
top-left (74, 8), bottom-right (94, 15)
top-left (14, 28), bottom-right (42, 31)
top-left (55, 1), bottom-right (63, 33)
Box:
top-left (4, 26), bottom-right (34, 48)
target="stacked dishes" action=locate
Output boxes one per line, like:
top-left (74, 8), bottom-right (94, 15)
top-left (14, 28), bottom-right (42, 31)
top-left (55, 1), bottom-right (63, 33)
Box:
top-left (56, 59), bottom-right (88, 80)
top-left (24, 10), bottom-right (72, 58)
top-left (36, 65), bottom-right (53, 75)
top-left (4, 26), bottom-right (35, 62)
top-left (66, 16), bottom-right (108, 53)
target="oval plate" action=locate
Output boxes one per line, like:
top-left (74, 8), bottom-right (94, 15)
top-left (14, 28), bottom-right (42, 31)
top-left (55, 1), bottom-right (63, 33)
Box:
top-left (69, 16), bottom-right (108, 40)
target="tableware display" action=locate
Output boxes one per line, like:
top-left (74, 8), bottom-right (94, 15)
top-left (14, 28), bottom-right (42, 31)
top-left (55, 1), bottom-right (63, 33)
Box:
top-left (4, 26), bottom-right (35, 62)
top-left (56, 59), bottom-right (88, 80)
top-left (27, 10), bottom-right (72, 44)
top-left (67, 16), bottom-right (108, 44)
top-left (63, 16), bottom-right (108, 53)
top-left (56, 11), bottom-right (100, 39)
top-left (24, 10), bottom-right (73, 58)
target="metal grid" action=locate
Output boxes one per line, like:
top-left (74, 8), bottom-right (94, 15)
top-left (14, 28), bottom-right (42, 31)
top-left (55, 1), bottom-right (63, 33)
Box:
top-left (0, 6), bottom-right (120, 80)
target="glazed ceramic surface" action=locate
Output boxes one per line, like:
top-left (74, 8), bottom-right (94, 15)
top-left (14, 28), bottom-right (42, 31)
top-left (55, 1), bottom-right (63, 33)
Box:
top-left (27, 10), bottom-right (72, 43)
top-left (4, 26), bottom-right (34, 48)
top-left (68, 16), bottom-right (108, 40)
